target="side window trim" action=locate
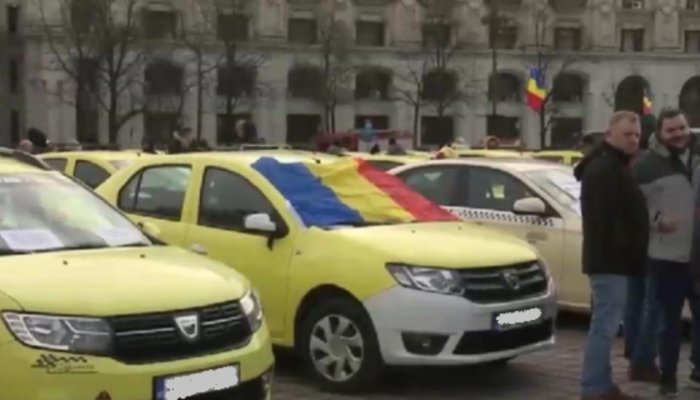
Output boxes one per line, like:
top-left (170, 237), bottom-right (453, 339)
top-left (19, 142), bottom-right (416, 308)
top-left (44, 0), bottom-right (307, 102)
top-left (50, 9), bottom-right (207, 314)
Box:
top-left (117, 163), bottom-right (192, 221)
top-left (74, 160), bottom-right (110, 189)
top-left (399, 165), bottom-right (463, 206)
top-left (196, 166), bottom-right (288, 236)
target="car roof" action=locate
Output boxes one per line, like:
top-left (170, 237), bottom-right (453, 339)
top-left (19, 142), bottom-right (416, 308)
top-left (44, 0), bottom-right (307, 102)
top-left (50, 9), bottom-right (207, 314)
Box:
top-left (454, 149), bottom-right (533, 158)
top-left (38, 150), bottom-right (154, 161)
top-left (163, 150), bottom-right (341, 166)
top-left (398, 157), bottom-right (571, 173)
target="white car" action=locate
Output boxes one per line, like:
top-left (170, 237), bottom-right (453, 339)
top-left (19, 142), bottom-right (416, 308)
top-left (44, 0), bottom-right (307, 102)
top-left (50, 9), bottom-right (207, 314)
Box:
top-left (391, 158), bottom-right (691, 319)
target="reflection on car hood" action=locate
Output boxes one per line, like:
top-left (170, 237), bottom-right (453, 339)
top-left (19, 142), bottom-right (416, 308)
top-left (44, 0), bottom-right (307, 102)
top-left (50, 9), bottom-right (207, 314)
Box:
top-left (328, 221), bottom-right (539, 268)
top-left (0, 246), bottom-right (248, 315)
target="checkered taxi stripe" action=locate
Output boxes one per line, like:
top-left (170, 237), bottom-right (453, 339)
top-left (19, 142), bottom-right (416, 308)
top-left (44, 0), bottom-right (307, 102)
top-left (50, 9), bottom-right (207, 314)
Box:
top-left (444, 206), bottom-right (562, 228)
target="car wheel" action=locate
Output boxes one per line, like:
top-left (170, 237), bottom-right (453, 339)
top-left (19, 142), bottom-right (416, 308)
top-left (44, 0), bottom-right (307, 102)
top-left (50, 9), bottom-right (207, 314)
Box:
top-left (299, 296), bottom-right (384, 393)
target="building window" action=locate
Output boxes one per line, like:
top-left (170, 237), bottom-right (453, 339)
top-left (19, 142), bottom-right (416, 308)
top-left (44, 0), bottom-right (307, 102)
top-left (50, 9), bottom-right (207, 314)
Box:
top-left (620, 29), bottom-right (644, 52)
top-left (622, 0), bottom-right (645, 9)
top-left (490, 26), bottom-right (517, 50)
top-left (690, 0), bottom-right (700, 11)
top-left (9, 59), bottom-right (19, 95)
top-left (217, 13), bottom-right (249, 42)
top-left (686, 31), bottom-right (700, 53)
top-left (7, 5), bottom-right (19, 33)
top-left (355, 21), bottom-right (384, 47)
top-left (141, 9), bottom-right (178, 40)
top-left (10, 110), bottom-right (19, 144)
top-left (288, 18), bottom-right (317, 44)
top-left (422, 23), bottom-right (451, 47)
top-left (554, 28), bottom-right (581, 51)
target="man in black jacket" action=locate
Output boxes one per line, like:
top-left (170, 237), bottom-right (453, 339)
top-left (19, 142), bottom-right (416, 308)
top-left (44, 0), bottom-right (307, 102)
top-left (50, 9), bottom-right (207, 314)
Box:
top-left (575, 111), bottom-right (649, 400)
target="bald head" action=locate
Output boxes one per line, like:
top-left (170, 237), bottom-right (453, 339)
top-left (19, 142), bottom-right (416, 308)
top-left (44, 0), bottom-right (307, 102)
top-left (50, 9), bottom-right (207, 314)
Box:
top-left (606, 111), bottom-right (641, 156)
top-left (17, 139), bottom-right (34, 154)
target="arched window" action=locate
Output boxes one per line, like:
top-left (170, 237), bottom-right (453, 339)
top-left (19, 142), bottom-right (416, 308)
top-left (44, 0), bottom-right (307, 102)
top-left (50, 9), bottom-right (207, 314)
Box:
top-left (288, 65), bottom-right (323, 99)
top-left (614, 75), bottom-right (649, 114)
top-left (680, 76), bottom-right (700, 127)
top-left (355, 68), bottom-right (392, 100)
top-left (217, 64), bottom-right (256, 97)
top-left (144, 60), bottom-right (183, 95)
top-left (552, 73), bottom-right (585, 102)
top-left (421, 70), bottom-right (457, 101)
top-left (488, 72), bottom-right (521, 102)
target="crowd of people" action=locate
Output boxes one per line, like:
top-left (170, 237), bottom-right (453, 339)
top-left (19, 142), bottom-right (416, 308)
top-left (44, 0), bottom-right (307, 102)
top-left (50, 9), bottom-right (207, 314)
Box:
top-left (577, 109), bottom-right (700, 399)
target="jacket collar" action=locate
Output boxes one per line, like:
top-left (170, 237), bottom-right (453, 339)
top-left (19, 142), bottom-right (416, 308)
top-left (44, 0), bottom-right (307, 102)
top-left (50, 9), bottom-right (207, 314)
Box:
top-left (648, 134), bottom-right (691, 160)
top-left (602, 141), bottom-right (633, 164)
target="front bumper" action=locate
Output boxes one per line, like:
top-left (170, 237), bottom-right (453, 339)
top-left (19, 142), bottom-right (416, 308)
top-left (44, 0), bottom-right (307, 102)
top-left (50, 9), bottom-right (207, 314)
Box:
top-left (363, 282), bottom-right (557, 366)
top-left (0, 324), bottom-right (274, 400)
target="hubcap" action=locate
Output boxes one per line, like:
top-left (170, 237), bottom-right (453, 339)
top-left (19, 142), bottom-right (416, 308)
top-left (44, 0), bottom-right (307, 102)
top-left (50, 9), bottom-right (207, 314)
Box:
top-left (309, 314), bottom-right (364, 382)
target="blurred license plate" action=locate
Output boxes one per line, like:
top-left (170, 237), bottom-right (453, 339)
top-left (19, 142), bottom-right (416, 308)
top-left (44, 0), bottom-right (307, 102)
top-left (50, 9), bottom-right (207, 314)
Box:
top-left (155, 364), bottom-right (240, 400)
top-left (493, 307), bottom-right (543, 331)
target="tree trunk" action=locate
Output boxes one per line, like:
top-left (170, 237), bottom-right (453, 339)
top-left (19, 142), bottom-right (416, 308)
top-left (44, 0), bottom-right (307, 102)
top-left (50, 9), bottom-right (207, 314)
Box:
top-left (196, 55), bottom-right (203, 140)
top-left (539, 105), bottom-right (546, 149)
top-left (108, 88), bottom-right (119, 145)
top-left (413, 101), bottom-right (420, 148)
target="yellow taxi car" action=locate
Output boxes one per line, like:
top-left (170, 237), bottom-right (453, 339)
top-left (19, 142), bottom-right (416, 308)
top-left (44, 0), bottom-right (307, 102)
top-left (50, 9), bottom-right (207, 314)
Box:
top-left (453, 149), bottom-right (533, 159)
top-left (96, 152), bottom-right (557, 393)
top-left (530, 150), bottom-right (583, 166)
top-left (391, 158), bottom-right (693, 320)
top-left (38, 150), bottom-right (156, 189)
top-left (0, 149), bottom-right (274, 399)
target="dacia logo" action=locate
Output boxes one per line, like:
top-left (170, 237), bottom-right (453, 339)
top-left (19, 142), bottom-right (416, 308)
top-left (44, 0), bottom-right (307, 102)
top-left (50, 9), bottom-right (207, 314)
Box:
top-left (501, 269), bottom-right (521, 291)
top-left (175, 313), bottom-right (200, 342)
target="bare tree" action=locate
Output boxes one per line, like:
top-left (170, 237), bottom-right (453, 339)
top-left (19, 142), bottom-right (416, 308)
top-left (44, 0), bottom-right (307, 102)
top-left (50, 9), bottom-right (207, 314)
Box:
top-left (481, 0), bottom-right (511, 119)
top-left (34, 0), bottom-right (146, 144)
top-left (521, 7), bottom-right (577, 148)
top-left (393, 0), bottom-right (468, 146)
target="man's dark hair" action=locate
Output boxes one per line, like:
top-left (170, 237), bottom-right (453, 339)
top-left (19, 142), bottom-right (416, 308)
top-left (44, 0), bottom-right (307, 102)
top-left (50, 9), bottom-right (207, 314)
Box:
top-left (656, 108), bottom-right (685, 134)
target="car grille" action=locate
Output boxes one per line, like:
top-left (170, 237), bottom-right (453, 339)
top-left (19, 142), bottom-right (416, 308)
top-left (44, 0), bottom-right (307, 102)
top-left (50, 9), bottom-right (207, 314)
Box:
top-left (164, 375), bottom-right (267, 400)
top-left (452, 319), bottom-right (554, 355)
top-left (110, 301), bottom-right (252, 364)
top-left (458, 262), bottom-right (548, 303)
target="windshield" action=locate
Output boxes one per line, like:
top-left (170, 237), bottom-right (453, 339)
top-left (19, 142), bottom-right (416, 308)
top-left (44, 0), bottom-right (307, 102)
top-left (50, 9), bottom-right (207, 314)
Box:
top-left (109, 159), bottom-right (135, 170)
top-left (0, 172), bottom-right (150, 254)
top-left (525, 168), bottom-right (581, 216)
top-left (251, 157), bottom-right (457, 228)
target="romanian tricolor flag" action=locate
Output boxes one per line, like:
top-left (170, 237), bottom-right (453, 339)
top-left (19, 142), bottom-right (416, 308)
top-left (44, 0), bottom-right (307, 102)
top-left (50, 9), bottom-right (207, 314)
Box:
top-left (251, 157), bottom-right (459, 227)
top-left (642, 89), bottom-right (652, 115)
top-left (526, 67), bottom-right (547, 112)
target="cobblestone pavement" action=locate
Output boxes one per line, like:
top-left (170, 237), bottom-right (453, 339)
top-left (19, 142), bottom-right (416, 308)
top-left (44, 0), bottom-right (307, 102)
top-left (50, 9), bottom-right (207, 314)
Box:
top-left (272, 316), bottom-right (696, 400)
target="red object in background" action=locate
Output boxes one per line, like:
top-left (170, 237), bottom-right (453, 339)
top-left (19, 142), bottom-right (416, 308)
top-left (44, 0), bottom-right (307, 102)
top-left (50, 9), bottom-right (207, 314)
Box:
top-left (314, 129), bottom-right (413, 152)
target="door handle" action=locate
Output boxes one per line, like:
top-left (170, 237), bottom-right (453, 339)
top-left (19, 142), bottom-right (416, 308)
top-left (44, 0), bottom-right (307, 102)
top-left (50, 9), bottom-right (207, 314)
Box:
top-left (189, 244), bottom-right (208, 256)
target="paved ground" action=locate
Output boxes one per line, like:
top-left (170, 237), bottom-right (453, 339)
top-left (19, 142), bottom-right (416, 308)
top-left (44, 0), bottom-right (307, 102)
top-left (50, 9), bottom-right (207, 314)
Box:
top-left (272, 315), bottom-right (696, 399)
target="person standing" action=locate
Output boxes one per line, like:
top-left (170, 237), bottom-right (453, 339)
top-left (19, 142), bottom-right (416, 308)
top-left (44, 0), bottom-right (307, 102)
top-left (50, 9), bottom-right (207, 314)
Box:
top-left (574, 111), bottom-right (649, 400)
top-left (635, 109), bottom-right (700, 396)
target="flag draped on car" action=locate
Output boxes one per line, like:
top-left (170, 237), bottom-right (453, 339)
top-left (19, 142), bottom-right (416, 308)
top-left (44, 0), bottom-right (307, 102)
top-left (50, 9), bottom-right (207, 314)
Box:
top-left (251, 157), bottom-right (458, 227)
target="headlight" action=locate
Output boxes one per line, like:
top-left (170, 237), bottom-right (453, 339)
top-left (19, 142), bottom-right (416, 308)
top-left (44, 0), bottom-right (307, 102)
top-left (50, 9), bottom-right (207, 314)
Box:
top-left (2, 312), bottom-right (112, 354)
top-left (386, 263), bottom-right (464, 296)
top-left (240, 290), bottom-right (264, 332)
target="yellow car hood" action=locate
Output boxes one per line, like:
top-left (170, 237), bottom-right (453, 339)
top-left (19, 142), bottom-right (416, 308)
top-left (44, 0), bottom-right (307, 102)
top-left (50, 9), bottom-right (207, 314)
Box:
top-left (0, 247), bottom-right (249, 316)
top-left (327, 221), bottom-right (538, 268)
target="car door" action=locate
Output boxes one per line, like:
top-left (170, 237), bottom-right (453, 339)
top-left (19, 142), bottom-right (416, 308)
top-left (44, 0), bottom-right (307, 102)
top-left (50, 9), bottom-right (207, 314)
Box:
top-left (455, 166), bottom-right (566, 291)
top-left (115, 164), bottom-right (194, 246)
top-left (74, 159), bottom-right (111, 189)
top-left (183, 165), bottom-right (297, 339)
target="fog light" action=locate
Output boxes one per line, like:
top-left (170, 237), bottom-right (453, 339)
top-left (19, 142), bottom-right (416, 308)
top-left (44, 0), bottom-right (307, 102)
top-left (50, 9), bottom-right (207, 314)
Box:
top-left (401, 332), bottom-right (449, 355)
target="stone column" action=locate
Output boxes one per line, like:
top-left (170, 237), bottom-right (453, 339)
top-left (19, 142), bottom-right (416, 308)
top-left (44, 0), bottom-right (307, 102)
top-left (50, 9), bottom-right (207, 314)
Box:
top-left (653, 0), bottom-right (680, 51)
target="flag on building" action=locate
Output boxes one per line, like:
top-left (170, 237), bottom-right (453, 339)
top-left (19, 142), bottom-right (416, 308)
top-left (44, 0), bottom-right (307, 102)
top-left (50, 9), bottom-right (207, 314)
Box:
top-left (642, 88), bottom-right (652, 115)
top-left (527, 67), bottom-right (547, 112)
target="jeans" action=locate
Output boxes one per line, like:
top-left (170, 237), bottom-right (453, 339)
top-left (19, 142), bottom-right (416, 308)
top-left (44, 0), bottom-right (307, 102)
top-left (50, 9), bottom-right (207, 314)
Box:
top-left (581, 274), bottom-right (628, 396)
top-left (623, 270), bottom-right (660, 370)
top-left (649, 259), bottom-right (700, 378)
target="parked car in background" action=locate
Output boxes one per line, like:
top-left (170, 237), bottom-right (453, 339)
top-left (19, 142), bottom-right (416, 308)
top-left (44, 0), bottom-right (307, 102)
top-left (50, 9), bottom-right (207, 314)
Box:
top-left (95, 152), bottom-right (557, 393)
top-left (38, 150), bottom-right (156, 189)
top-left (530, 150), bottom-right (583, 166)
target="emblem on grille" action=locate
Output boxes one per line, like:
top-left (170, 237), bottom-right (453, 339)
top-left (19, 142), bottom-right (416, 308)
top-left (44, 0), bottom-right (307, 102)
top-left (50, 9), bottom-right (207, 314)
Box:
top-left (174, 314), bottom-right (199, 342)
top-left (501, 269), bottom-right (521, 290)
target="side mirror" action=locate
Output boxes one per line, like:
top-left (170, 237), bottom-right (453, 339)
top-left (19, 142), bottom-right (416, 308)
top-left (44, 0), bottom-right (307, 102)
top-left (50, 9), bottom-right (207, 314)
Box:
top-left (513, 197), bottom-right (547, 216)
top-left (139, 221), bottom-right (162, 239)
top-left (244, 213), bottom-right (278, 233)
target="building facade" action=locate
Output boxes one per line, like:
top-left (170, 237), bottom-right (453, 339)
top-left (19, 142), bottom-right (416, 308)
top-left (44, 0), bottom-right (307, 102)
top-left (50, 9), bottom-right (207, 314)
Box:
top-left (4, 0), bottom-right (700, 149)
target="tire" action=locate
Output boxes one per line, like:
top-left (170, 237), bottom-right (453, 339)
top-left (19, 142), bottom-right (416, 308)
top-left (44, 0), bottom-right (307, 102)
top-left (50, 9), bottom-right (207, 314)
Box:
top-left (298, 296), bottom-right (385, 393)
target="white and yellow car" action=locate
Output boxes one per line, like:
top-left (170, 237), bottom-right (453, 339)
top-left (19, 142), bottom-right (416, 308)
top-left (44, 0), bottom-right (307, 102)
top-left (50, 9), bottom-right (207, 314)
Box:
top-left (391, 158), bottom-right (691, 319)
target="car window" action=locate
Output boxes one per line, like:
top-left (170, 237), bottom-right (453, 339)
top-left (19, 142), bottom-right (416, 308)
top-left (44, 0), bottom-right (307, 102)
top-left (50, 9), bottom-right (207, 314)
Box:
top-left (367, 160), bottom-right (403, 171)
top-left (399, 167), bottom-right (460, 205)
top-left (464, 167), bottom-right (535, 212)
top-left (198, 167), bottom-right (274, 231)
top-left (42, 158), bottom-right (68, 172)
top-left (118, 165), bottom-right (191, 220)
top-left (526, 168), bottom-right (581, 216)
top-left (0, 172), bottom-right (149, 253)
top-left (74, 161), bottom-right (110, 189)
top-left (110, 159), bottom-right (135, 170)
